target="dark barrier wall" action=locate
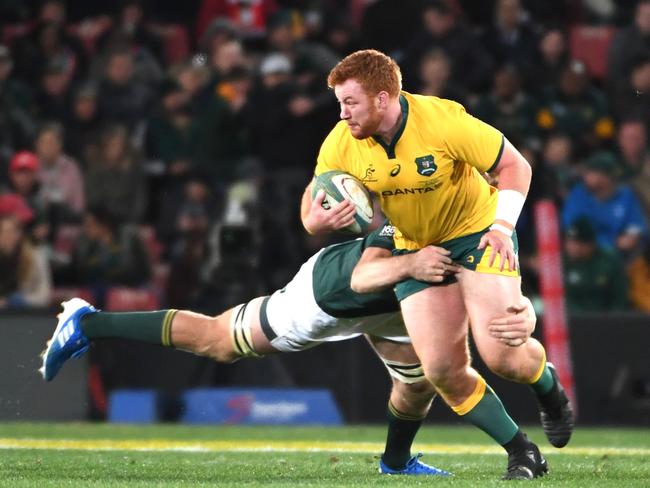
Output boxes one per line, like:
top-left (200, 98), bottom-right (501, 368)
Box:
top-left (1, 312), bottom-right (649, 425)
top-left (0, 313), bottom-right (88, 420)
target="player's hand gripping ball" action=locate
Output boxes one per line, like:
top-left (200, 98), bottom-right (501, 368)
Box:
top-left (312, 170), bottom-right (374, 234)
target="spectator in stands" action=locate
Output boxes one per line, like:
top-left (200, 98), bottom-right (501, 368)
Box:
top-left (158, 175), bottom-right (218, 255)
top-left (562, 151), bottom-right (648, 258)
top-left (198, 17), bottom-right (238, 64)
top-left (480, 0), bottom-right (539, 74)
top-left (322, 15), bottom-right (361, 58)
top-left (35, 122), bottom-right (85, 229)
top-left (610, 55), bottom-right (650, 128)
top-left (33, 56), bottom-right (73, 122)
top-left (12, 17), bottom-right (86, 89)
top-left (413, 49), bottom-right (463, 103)
top-left (0, 47), bottom-right (35, 159)
top-left (173, 58), bottom-right (211, 114)
top-left (627, 242), bottom-right (650, 312)
top-left (537, 59), bottom-right (614, 156)
top-left (3, 151), bottom-right (49, 243)
top-left (0, 44), bottom-right (31, 112)
top-left (145, 78), bottom-right (194, 177)
top-left (616, 119), bottom-right (648, 180)
top-left (563, 217), bottom-right (628, 312)
top-left (96, 49), bottom-right (154, 129)
top-left (472, 64), bottom-right (539, 150)
top-left (202, 38), bottom-right (248, 101)
top-left (96, 0), bottom-right (165, 66)
top-left (539, 133), bottom-right (578, 202)
top-left (402, 0), bottom-right (492, 93)
top-left (65, 206), bottom-right (151, 306)
top-left (526, 28), bottom-right (569, 95)
top-left (64, 83), bottom-right (102, 166)
top-left (265, 9), bottom-right (339, 78)
top-left (0, 209), bottom-right (52, 309)
top-left (607, 0), bottom-right (650, 92)
top-left (85, 125), bottom-right (147, 225)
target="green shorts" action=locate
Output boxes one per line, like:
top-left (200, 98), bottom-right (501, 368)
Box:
top-left (393, 227), bottom-right (520, 302)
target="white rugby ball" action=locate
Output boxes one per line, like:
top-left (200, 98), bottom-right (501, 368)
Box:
top-left (312, 170), bottom-right (374, 234)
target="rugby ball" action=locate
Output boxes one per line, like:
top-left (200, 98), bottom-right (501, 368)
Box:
top-left (312, 170), bottom-right (374, 234)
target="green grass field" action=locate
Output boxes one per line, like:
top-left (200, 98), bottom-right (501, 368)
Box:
top-left (0, 423), bottom-right (649, 487)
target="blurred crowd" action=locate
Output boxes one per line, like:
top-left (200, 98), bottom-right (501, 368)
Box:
top-left (0, 0), bottom-right (649, 315)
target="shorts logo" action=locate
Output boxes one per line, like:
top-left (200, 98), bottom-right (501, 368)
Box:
top-left (379, 225), bottom-right (395, 237)
top-left (390, 164), bottom-right (401, 177)
top-left (466, 255), bottom-right (475, 263)
top-left (415, 155), bottom-right (437, 177)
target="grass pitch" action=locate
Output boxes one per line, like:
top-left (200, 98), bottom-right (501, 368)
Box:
top-left (0, 423), bottom-right (649, 487)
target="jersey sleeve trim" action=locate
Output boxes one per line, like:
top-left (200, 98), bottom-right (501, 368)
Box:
top-left (486, 134), bottom-right (505, 173)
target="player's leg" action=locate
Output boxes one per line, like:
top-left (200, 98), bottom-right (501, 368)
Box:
top-left (399, 284), bottom-right (547, 479)
top-left (458, 269), bottom-right (574, 448)
top-left (41, 296), bottom-right (278, 381)
top-left (365, 335), bottom-right (450, 475)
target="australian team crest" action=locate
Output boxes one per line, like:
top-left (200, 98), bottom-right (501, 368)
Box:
top-left (415, 155), bottom-right (437, 177)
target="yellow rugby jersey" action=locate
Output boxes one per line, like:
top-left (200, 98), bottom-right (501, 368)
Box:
top-left (315, 92), bottom-right (504, 249)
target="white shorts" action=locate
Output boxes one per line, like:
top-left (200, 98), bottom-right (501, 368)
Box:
top-left (261, 250), bottom-right (410, 353)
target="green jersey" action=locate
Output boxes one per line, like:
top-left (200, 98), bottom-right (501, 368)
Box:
top-left (312, 224), bottom-right (399, 318)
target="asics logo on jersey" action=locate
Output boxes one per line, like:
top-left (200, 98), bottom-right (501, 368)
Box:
top-left (415, 155), bottom-right (437, 177)
top-left (390, 164), bottom-right (401, 177)
top-left (379, 225), bottom-right (395, 237)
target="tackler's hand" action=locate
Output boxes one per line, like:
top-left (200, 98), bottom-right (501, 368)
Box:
top-left (478, 229), bottom-right (518, 272)
top-left (488, 297), bottom-right (536, 347)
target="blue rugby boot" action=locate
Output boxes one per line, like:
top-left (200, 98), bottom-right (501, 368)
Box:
top-left (379, 453), bottom-right (452, 476)
top-left (40, 298), bottom-right (97, 381)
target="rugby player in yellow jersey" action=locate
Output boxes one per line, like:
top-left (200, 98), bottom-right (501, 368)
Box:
top-left (41, 223), bottom-right (538, 477)
top-left (301, 49), bottom-right (573, 480)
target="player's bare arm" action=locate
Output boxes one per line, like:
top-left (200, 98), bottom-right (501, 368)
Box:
top-left (350, 246), bottom-right (461, 294)
top-left (488, 296), bottom-right (536, 347)
top-left (300, 180), bottom-right (357, 235)
top-left (479, 138), bottom-right (532, 271)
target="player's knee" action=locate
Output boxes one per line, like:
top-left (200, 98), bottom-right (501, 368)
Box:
top-left (421, 356), bottom-right (469, 389)
top-left (394, 379), bottom-right (436, 403)
top-left (197, 316), bottom-right (240, 363)
top-left (483, 352), bottom-right (521, 381)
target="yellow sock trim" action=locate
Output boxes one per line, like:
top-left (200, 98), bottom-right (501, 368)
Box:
top-left (161, 309), bottom-right (178, 347)
top-left (527, 348), bottom-right (547, 384)
top-left (387, 401), bottom-right (425, 421)
top-left (451, 376), bottom-right (487, 416)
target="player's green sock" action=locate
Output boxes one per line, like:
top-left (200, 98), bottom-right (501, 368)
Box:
top-left (381, 401), bottom-right (424, 469)
top-left (81, 310), bottom-right (178, 347)
top-left (452, 376), bottom-right (518, 445)
top-left (528, 350), bottom-right (555, 396)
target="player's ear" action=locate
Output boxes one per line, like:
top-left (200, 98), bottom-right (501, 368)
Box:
top-left (377, 91), bottom-right (389, 110)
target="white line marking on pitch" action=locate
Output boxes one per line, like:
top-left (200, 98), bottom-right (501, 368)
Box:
top-left (0, 439), bottom-right (648, 456)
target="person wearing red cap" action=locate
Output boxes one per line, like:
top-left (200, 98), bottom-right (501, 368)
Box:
top-left (5, 151), bottom-right (50, 243)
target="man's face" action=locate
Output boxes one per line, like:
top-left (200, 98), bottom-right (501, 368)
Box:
top-left (334, 79), bottom-right (382, 140)
top-left (618, 122), bottom-right (646, 157)
top-left (637, 3), bottom-right (650, 33)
